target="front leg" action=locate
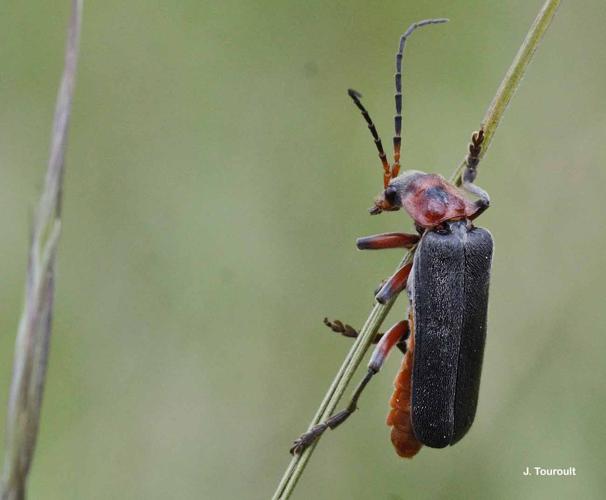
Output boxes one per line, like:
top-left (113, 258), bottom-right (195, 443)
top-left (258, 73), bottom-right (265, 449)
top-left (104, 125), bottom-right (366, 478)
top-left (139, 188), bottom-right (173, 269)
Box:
top-left (462, 129), bottom-right (490, 220)
top-left (356, 232), bottom-right (419, 250)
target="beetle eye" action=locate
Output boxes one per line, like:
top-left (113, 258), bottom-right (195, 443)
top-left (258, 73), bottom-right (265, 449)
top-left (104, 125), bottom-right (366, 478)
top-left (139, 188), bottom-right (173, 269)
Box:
top-left (384, 186), bottom-right (399, 205)
top-left (435, 223), bottom-right (451, 235)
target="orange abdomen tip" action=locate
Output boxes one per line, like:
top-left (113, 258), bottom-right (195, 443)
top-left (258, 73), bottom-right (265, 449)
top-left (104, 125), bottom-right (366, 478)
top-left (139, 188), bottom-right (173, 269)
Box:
top-left (386, 332), bottom-right (422, 458)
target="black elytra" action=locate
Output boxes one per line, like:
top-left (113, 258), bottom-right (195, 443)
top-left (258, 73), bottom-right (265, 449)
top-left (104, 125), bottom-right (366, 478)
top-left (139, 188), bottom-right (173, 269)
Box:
top-left (409, 220), bottom-right (493, 448)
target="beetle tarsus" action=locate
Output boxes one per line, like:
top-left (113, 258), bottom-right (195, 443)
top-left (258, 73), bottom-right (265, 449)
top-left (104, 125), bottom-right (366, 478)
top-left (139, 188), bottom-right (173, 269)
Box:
top-left (464, 129), bottom-right (484, 181)
top-left (462, 129), bottom-right (490, 220)
top-left (290, 406), bottom-right (357, 455)
top-left (290, 423), bottom-right (327, 455)
top-left (468, 129), bottom-right (484, 164)
top-left (324, 318), bottom-right (358, 338)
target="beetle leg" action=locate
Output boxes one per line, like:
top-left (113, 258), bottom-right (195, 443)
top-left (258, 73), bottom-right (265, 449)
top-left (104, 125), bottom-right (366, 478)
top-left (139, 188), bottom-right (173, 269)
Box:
top-left (462, 129), bottom-right (490, 220)
top-left (375, 263), bottom-right (412, 304)
top-left (356, 232), bottom-right (419, 250)
top-left (324, 318), bottom-right (407, 354)
top-left (290, 321), bottom-right (409, 455)
top-left (368, 320), bottom-right (410, 371)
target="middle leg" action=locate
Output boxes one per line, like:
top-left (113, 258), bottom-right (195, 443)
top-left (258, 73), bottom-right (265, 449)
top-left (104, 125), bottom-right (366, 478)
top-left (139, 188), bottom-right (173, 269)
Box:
top-left (375, 262), bottom-right (412, 304)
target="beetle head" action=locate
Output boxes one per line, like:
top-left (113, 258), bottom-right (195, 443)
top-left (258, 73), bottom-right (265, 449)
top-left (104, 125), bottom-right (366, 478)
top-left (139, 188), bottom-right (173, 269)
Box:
top-left (369, 170), bottom-right (425, 215)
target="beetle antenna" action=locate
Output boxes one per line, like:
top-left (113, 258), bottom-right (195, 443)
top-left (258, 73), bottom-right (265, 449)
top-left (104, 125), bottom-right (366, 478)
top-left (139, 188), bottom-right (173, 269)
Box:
top-left (348, 88), bottom-right (391, 189)
top-left (392, 18), bottom-right (448, 179)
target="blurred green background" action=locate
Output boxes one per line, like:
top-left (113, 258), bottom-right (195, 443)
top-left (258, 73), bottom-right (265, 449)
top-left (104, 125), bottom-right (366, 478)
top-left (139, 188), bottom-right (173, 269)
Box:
top-left (1, 1), bottom-right (605, 499)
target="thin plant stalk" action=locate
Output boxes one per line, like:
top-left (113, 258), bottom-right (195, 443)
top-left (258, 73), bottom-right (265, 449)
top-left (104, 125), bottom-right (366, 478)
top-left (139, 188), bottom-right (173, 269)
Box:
top-left (1, 2), bottom-right (83, 499)
top-left (273, 1), bottom-right (560, 498)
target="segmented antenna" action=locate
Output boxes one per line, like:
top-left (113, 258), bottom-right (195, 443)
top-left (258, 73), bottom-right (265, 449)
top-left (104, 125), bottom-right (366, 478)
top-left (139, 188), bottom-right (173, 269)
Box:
top-left (348, 88), bottom-right (391, 188)
top-left (392, 18), bottom-right (448, 179)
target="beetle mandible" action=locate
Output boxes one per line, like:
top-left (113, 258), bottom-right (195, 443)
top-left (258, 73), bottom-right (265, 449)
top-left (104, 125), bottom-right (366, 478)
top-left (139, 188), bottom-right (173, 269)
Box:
top-left (291, 18), bottom-right (493, 458)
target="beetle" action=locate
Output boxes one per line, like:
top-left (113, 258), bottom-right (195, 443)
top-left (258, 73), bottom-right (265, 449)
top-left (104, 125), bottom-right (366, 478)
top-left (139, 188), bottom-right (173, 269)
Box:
top-left (290, 18), bottom-right (493, 458)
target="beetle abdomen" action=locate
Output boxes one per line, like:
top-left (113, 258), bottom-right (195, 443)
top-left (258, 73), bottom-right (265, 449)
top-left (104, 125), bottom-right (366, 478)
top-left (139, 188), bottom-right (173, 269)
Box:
top-left (410, 221), bottom-right (493, 448)
top-left (387, 326), bottom-right (423, 458)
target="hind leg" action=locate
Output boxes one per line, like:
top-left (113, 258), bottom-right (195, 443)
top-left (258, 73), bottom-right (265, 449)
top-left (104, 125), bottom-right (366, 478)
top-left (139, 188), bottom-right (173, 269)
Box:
top-left (291, 320), bottom-right (409, 455)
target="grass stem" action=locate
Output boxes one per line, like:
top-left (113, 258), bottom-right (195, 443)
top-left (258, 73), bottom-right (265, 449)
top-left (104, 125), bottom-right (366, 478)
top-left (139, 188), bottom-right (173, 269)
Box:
top-left (1, 2), bottom-right (83, 499)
